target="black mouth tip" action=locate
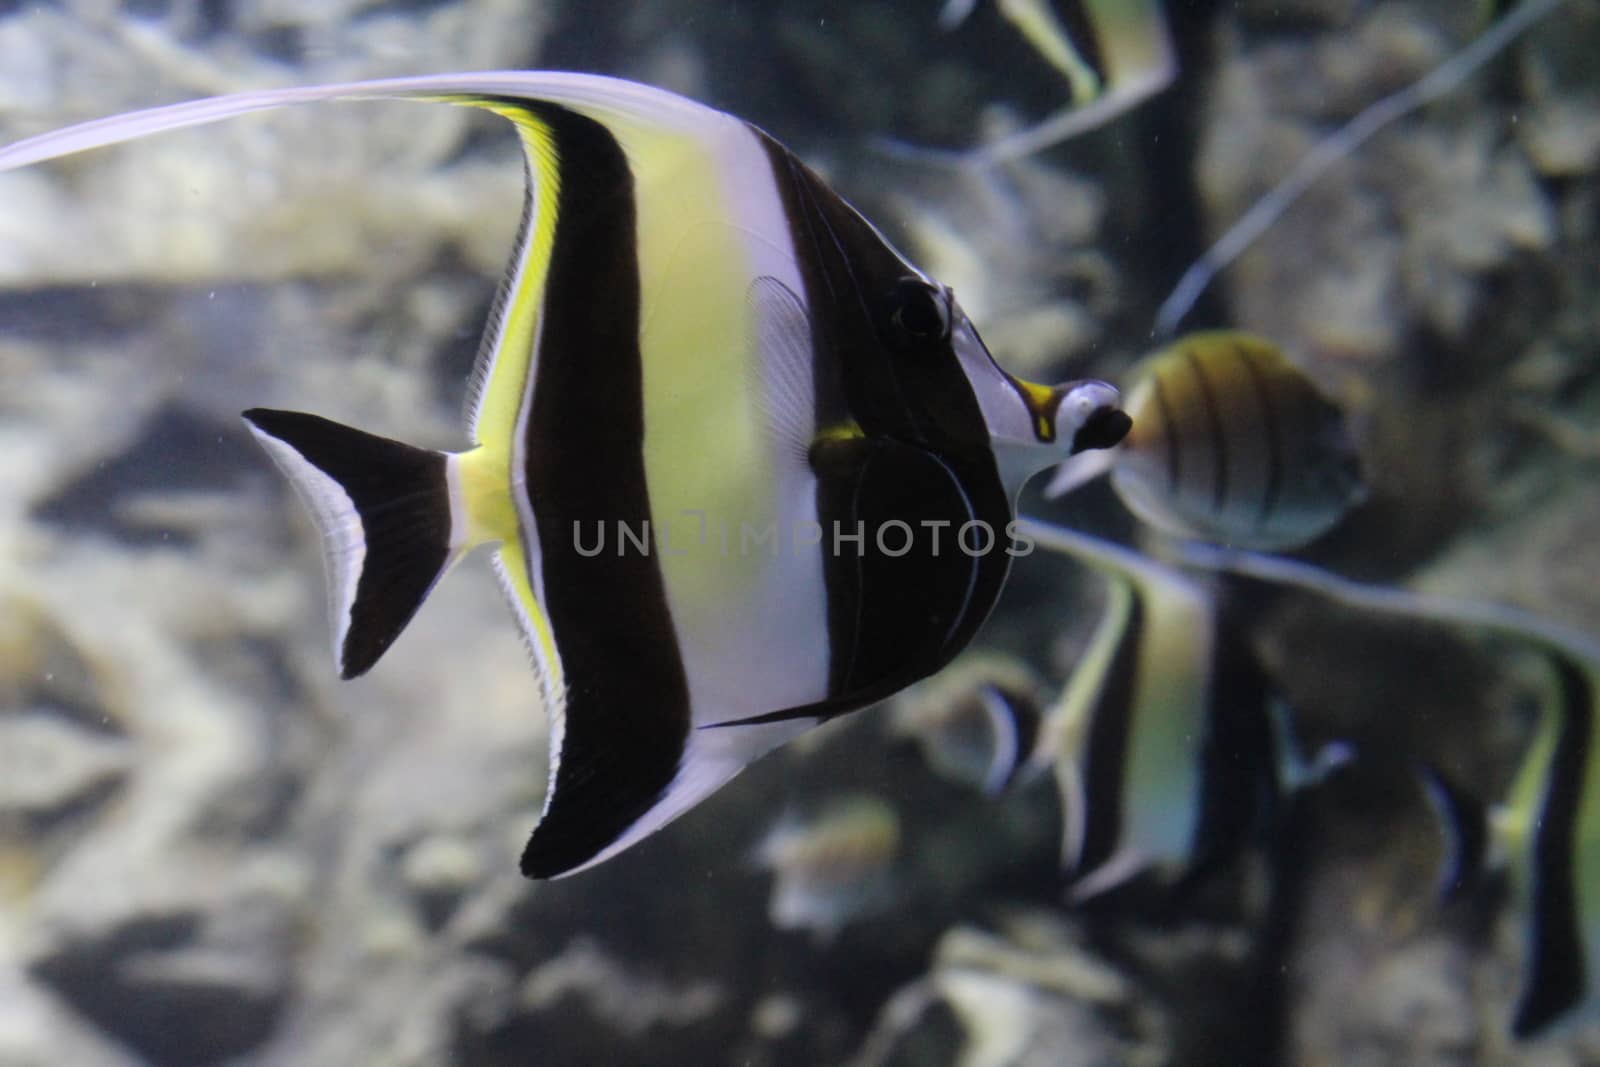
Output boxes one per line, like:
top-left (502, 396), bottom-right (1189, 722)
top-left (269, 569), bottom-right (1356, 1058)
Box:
top-left (1071, 407), bottom-right (1132, 454)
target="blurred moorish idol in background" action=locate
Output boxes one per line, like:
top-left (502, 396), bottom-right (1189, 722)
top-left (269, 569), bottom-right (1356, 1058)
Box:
top-left (0, 72), bottom-right (1132, 878)
top-left (891, 0), bottom-right (1175, 164)
top-left (1021, 520), bottom-right (1352, 900)
top-left (1175, 543), bottom-right (1600, 1040)
top-left (889, 652), bottom-right (1046, 796)
top-left (1046, 332), bottom-right (1367, 551)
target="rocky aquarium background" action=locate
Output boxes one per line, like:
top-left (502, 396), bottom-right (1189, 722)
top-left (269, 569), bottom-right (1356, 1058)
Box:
top-left (1, 1), bottom-right (1599, 1065)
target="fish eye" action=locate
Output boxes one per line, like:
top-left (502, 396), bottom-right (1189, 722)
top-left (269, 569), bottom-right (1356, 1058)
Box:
top-left (885, 278), bottom-right (952, 350)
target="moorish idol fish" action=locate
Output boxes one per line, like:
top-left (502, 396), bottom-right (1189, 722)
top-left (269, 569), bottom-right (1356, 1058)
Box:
top-left (1047, 331), bottom-right (1366, 551)
top-left (1022, 520), bottom-right (1351, 899)
top-left (902, 0), bottom-right (1175, 164)
top-left (889, 652), bottom-right (1045, 795)
top-left (0, 73), bottom-right (1132, 878)
top-left (1176, 542), bottom-right (1600, 1039)
top-left (754, 794), bottom-right (900, 941)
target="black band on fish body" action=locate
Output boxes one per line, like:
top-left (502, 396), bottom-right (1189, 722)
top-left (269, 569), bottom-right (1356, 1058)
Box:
top-left (1182, 624), bottom-right (1280, 889)
top-left (1152, 372), bottom-right (1182, 495)
top-left (815, 436), bottom-right (981, 699)
top-left (1074, 585), bottom-right (1145, 880)
top-left (1231, 339), bottom-right (1285, 531)
top-left (1182, 345), bottom-right (1229, 517)
top-left (1514, 652), bottom-right (1593, 1037)
top-left (500, 101), bottom-right (694, 880)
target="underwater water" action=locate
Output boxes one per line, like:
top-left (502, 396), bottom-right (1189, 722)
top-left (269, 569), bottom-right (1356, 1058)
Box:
top-left (2, 1), bottom-right (1599, 1065)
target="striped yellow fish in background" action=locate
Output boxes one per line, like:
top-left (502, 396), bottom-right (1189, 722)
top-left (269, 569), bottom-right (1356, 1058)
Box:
top-left (1048, 331), bottom-right (1367, 551)
top-left (754, 795), bottom-right (902, 942)
top-left (0, 72), bottom-right (1132, 880)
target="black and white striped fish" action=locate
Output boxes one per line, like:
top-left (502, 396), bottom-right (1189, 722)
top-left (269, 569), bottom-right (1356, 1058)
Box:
top-left (1048, 331), bottom-right (1366, 551)
top-left (1178, 544), bottom-right (1600, 1040)
top-left (1024, 521), bottom-right (1350, 898)
top-left (1425, 646), bottom-right (1600, 1038)
top-left (0, 73), bottom-right (1131, 878)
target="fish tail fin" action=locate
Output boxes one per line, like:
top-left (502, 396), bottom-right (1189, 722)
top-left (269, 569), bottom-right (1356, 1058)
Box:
top-left (243, 408), bottom-right (466, 680)
top-left (1417, 762), bottom-right (1490, 901)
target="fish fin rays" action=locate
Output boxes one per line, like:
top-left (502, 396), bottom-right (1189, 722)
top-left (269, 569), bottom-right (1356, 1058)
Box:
top-left (242, 408), bottom-right (461, 679)
top-left (746, 275), bottom-right (818, 469)
top-left (459, 105), bottom-right (560, 438)
top-left (486, 545), bottom-right (565, 715)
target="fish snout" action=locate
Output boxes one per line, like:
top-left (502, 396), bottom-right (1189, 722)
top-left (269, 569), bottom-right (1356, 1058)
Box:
top-left (1061, 380), bottom-right (1131, 454)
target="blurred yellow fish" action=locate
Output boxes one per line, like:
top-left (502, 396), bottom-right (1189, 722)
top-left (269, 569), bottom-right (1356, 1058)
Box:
top-left (754, 795), bottom-right (901, 941)
top-left (1048, 332), bottom-right (1366, 551)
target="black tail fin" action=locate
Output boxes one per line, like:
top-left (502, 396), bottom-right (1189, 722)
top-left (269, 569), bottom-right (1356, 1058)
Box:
top-left (242, 408), bottom-right (459, 679)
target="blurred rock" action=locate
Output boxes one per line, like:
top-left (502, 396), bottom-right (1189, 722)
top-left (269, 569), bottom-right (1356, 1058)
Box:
top-left (0, 713), bottom-right (129, 820)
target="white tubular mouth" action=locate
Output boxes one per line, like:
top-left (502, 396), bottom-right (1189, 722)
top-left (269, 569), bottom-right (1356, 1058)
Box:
top-left (1058, 380), bottom-right (1131, 454)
